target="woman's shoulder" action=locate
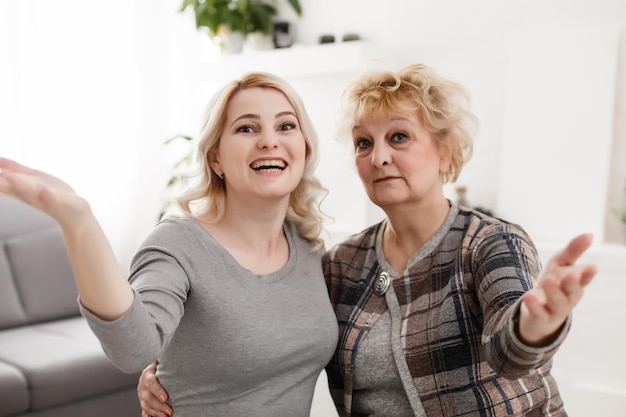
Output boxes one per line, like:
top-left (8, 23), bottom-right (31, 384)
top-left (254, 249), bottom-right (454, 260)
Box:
top-left (154, 215), bottom-right (196, 232)
top-left (283, 220), bottom-right (324, 260)
top-left (456, 206), bottom-right (532, 241)
top-left (323, 221), bottom-right (383, 263)
top-left (454, 206), bottom-right (538, 261)
top-left (141, 216), bottom-right (204, 247)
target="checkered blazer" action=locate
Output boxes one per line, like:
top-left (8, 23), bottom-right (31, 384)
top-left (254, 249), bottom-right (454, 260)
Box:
top-left (323, 205), bottom-right (570, 417)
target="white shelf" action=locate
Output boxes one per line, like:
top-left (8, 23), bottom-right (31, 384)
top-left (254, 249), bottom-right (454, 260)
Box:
top-left (199, 41), bottom-right (397, 81)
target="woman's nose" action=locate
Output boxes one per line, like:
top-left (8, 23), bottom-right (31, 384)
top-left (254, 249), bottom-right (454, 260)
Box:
top-left (257, 129), bottom-right (279, 149)
top-left (370, 142), bottom-right (391, 167)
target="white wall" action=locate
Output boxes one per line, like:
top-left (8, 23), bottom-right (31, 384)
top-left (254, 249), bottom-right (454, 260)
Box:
top-left (2, 0), bottom-right (625, 415)
top-left (538, 243), bottom-right (626, 417)
top-left (290, 0), bottom-right (626, 241)
top-left (2, 0), bottom-right (625, 254)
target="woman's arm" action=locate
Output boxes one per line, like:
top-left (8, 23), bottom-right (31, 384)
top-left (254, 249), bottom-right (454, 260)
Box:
top-left (0, 157), bottom-right (133, 320)
top-left (474, 227), bottom-right (596, 378)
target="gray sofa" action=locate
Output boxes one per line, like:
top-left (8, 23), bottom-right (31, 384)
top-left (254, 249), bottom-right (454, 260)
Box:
top-left (0, 196), bottom-right (141, 417)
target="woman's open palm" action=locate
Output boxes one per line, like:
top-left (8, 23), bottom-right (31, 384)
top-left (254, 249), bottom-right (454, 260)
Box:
top-left (519, 233), bottom-right (598, 346)
top-left (0, 157), bottom-right (90, 227)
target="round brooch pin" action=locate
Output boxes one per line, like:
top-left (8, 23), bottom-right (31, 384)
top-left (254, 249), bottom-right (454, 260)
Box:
top-left (374, 271), bottom-right (391, 296)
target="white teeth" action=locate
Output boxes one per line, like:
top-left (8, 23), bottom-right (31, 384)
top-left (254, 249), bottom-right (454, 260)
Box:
top-left (251, 160), bottom-right (286, 170)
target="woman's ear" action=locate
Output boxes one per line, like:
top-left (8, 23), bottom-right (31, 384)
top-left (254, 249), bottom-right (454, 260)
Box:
top-left (438, 136), bottom-right (453, 174)
top-left (208, 151), bottom-right (222, 178)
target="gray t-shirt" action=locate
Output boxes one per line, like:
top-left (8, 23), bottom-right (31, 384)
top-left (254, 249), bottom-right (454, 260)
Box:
top-left (352, 310), bottom-right (415, 416)
top-left (82, 218), bottom-right (338, 417)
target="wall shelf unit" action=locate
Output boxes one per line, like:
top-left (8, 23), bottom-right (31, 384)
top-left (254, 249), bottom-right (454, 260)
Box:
top-left (199, 41), bottom-right (397, 81)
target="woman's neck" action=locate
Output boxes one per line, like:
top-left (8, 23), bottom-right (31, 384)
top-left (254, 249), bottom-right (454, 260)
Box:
top-left (199, 198), bottom-right (291, 274)
top-left (382, 198), bottom-right (451, 273)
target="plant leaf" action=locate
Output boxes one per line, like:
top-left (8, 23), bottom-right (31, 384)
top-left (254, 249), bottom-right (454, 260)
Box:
top-left (285, 0), bottom-right (302, 16)
top-left (164, 134), bottom-right (194, 145)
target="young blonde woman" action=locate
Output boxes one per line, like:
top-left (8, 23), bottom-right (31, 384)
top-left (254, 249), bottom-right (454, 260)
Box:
top-left (136, 64), bottom-right (597, 417)
top-left (0, 72), bottom-right (338, 417)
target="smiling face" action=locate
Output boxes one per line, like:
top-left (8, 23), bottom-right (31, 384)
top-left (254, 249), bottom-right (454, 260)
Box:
top-left (352, 111), bottom-right (451, 211)
top-left (209, 87), bottom-right (306, 204)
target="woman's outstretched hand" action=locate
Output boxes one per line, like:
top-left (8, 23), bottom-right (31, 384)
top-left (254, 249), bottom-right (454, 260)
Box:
top-left (519, 233), bottom-right (598, 346)
top-left (1, 156), bottom-right (134, 320)
top-left (0, 157), bottom-right (92, 226)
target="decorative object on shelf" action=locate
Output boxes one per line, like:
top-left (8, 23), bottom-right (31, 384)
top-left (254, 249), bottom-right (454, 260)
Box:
top-left (318, 34), bottom-right (335, 44)
top-left (342, 33), bottom-right (361, 42)
top-left (179, 0), bottom-right (302, 54)
top-left (455, 185), bottom-right (469, 207)
top-left (272, 21), bottom-right (293, 48)
top-left (454, 185), bottom-right (493, 216)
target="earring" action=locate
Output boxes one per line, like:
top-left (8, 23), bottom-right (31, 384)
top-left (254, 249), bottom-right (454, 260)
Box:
top-left (219, 173), bottom-right (224, 179)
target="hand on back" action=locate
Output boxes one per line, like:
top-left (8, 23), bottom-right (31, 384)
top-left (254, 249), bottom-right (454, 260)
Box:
top-left (137, 361), bottom-right (172, 417)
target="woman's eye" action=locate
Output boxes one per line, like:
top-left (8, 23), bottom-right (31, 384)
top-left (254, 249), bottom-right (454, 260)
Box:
top-left (354, 138), bottom-right (371, 150)
top-left (278, 122), bottom-right (296, 131)
top-left (391, 132), bottom-right (409, 142)
top-left (236, 125), bottom-right (255, 133)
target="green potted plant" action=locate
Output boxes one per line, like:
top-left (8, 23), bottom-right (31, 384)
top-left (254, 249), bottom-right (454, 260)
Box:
top-left (158, 134), bottom-right (195, 221)
top-left (616, 185), bottom-right (626, 242)
top-left (180, 0), bottom-right (302, 53)
top-left (619, 208), bottom-right (626, 243)
top-left (244, 0), bottom-right (282, 50)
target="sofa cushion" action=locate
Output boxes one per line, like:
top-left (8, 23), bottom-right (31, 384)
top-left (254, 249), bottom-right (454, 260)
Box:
top-left (0, 196), bottom-right (57, 237)
top-left (0, 361), bottom-right (28, 417)
top-left (0, 247), bottom-right (27, 329)
top-left (0, 317), bottom-right (140, 411)
top-left (5, 227), bottom-right (79, 325)
top-left (0, 196), bottom-right (79, 329)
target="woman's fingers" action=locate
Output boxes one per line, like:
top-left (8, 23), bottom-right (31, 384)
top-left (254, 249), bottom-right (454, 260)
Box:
top-left (0, 157), bottom-right (30, 173)
top-left (535, 264), bottom-right (595, 313)
top-left (520, 263), bottom-right (594, 347)
top-left (547, 233), bottom-right (593, 269)
top-left (0, 157), bottom-right (91, 226)
top-left (137, 361), bottom-right (172, 416)
top-left (139, 396), bottom-right (170, 417)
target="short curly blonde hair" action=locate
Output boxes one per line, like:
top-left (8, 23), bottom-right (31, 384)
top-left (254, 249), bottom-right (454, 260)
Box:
top-left (337, 63), bottom-right (478, 183)
top-left (172, 72), bottom-right (327, 250)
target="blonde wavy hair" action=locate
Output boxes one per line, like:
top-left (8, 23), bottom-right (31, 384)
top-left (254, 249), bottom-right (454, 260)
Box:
top-left (337, 63), bottom-right (478, 183)
top-left (171, 72), bottom-right (327, 250)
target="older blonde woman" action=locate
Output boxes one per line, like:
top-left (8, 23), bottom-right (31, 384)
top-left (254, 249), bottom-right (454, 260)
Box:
top-left (323, 63), bottom-right (596, 416)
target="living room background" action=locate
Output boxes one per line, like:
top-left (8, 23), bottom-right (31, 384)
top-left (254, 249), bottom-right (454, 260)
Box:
top-left (1, 1), bottom-right (625, 415)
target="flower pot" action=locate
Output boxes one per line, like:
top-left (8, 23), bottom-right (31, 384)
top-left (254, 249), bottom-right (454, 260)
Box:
top-left (245, 32), bottom-right (274, 52)
top-left (216, 30), bottom-right (245, 55)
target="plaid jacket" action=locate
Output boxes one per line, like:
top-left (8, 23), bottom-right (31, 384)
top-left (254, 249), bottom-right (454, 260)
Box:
top-left (323, 205), bottom-right (569, 416)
